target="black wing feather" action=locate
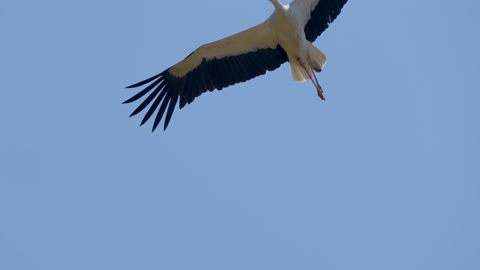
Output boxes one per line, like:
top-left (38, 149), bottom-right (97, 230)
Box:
top-left (152, 93), bottom-right (171, 132)
top-left (141, 88), bottom-right (167, 126)
top-left (304, 0), bottom-right (348, 42)
top-left (129, 80), bottom-right (166, 117)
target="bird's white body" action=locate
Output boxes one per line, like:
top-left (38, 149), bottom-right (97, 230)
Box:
top-left (269, 0), bottom-right (327, 82)
top-left (125, 0), bottom-right (348, 130)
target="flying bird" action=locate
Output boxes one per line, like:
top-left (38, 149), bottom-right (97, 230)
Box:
top-left (124, 0), bottom-right (348, 131)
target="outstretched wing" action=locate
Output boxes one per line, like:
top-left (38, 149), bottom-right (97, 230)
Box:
top-left (289, 0), bottom-right (348, 42)
top-left (124, 21), bottom-right (288, 131)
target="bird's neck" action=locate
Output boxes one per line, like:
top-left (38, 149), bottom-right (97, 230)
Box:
top-left (269, 0), bottom-right (285, 13)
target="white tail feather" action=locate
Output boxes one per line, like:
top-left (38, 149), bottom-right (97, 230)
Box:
top-left (290, 62), bottom-right (309, 82)
top-left (311, 45), bottom-right (327, 71)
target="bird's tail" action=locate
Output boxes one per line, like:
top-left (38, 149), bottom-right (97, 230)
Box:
top-left (290, 61), bottom-right (309, 82)
top-left (290, 44), bottom-right (327, 82)
top-left (311, 44), bottom-right (327, 72)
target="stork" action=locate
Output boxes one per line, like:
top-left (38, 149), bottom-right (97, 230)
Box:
top-left (124, 0), bottom-right (348, 131)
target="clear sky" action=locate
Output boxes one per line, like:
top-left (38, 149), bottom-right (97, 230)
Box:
top-left (1, 0), bottom-right (479, 269)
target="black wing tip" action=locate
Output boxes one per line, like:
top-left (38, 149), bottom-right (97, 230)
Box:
top-left (148, 124), bottom-right (168, 132)
top-left (123, 71), bottom-right (174, 132)
top-left (126, 80), bottom-right (148, 89)
top-left (126, 71), bottom-right (166, 89)
top-left (123, 97), bottom-right (137, 104)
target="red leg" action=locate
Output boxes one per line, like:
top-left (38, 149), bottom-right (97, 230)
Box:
top-left (300, 63), bottom-right (325, 100)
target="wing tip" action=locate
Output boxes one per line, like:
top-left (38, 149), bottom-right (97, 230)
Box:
top-left (126, 71), bottom-right (166, 89)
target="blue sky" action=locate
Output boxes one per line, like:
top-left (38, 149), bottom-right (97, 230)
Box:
top-left (1, 0), bottom-right (479, 269)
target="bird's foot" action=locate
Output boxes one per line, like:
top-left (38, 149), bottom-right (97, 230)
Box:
top-left (317, 85), bottom-right (325, 100)
top-left (313, 73), bottom-right (325, 100)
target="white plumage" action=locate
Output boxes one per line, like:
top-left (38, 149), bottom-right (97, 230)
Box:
top-left (125, 0), bottom-right (348, 131)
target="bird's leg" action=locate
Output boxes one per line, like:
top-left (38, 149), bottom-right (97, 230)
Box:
top-left (312, 69), bottom-right (324, 100)
top-left (300, 62), bottom-right (325, 100)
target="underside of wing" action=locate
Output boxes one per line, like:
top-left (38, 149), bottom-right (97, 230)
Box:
top-left (124, 21), bottom-right (288, 131)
